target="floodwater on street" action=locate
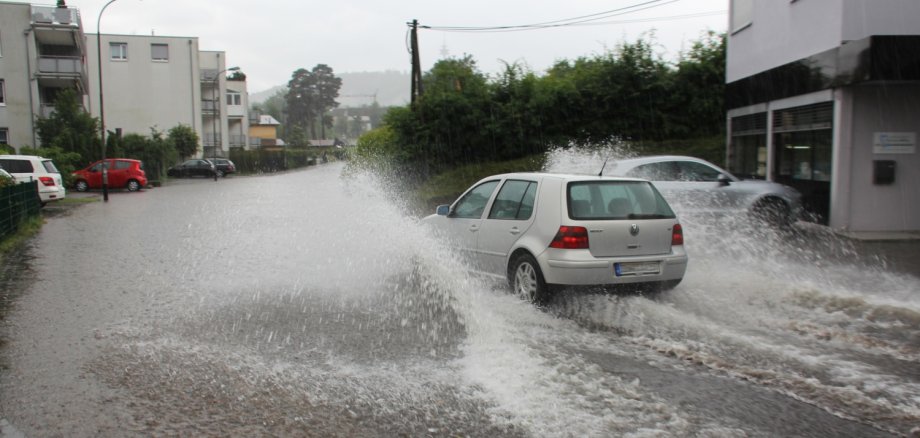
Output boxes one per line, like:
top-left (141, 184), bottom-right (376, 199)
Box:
top-left (1, 160), bottom-right (918, 437)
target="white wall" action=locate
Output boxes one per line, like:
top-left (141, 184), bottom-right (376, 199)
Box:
top-left (727, 0), bottom-right (843, 82)
top-left (838, 84), bottom-right (920, 232)
top-left (85, 34), bottom-right (201, 141)
top-left (841, 0), bottom-right (920, 41)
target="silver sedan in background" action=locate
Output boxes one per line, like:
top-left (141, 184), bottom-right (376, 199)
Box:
top-left (607, 155), bottom-right (803, 227)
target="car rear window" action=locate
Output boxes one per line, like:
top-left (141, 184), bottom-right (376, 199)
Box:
top-left (568, 180), bottom-right (675, 220)
top-left (41, 160), bottom-right (59, 173)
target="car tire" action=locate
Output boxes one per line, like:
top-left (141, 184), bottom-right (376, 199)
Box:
top-left (126, 180), bottom-right (141, 192)
top-left (509, 253), bottom-right (551, 305)
top-left (752, 198), bottom-right (791, 228)
top-left (74, 180), bottom-right (88, 192)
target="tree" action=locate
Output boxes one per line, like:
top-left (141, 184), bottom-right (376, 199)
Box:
top-left (284, 65), bottom-right (342, 140)
top-left (285, 68), bottom-right (317, 138)
top-left (167, 124), bottom-right (199, 159)
top-left (35, 88), bottom-right (100, 165)
top-left (311, 64), bottom-right (343, 139)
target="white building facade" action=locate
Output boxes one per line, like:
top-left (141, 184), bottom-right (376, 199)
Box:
top-left (0, 2), bottom-right (88, 149)
top-left (0, 1), bottom-right (249, 159)
top-left (726, 0), bottom-right (920, 233)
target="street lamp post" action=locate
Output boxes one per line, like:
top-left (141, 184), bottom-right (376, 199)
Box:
top-left (97, 0), bottom-right (119, 202)
top-left (211, 66), bottom-right (239, 181)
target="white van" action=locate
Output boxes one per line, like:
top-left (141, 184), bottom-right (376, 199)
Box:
top-left (0, 155), bottom-right (66, 204)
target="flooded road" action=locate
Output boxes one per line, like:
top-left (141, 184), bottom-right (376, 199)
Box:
top-left (1, 162), bottom-right (918, 437)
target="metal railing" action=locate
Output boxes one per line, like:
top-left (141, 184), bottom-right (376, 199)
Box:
top-left (37, 56), bottom-right (85, 76)
top-left (0, 182), bottom-right (41, 241)
top-left (31, 6), bottom-right (82, 27)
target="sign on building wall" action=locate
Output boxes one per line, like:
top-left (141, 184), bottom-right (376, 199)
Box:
top-left (873, 132), bottom-right (916, 154)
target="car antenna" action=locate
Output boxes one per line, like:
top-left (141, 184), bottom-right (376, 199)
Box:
top-left (598, 157), bottom-right (610, 177)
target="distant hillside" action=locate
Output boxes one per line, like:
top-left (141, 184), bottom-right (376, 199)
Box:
top-left (250, 70), bottom-right (410, 108)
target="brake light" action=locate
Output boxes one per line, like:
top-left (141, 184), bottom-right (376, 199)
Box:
top-left (671, 224), bottom-right (684, 246)
top-left (549, 226), bottom-right (589, 249)
top-left (39, 176), bottom-right (56, 187)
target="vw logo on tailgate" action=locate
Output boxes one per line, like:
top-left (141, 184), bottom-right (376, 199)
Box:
top-left (629, 223), bottom-right (640, 236)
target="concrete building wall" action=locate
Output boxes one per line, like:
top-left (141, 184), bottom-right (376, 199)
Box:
top-left (841, 0), bottom-right (920, 41)
top-left (85, 34), bottom-right (202, 145)
top-left (727, 0), bottom-right (843, 83)
top-left (0, 3), bottom-right (37, 148)
top-left (839, 84), bottom-right (920, 231)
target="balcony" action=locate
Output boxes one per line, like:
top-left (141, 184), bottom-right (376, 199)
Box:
top-left (229, 135), bottom-right (247, 147)
top-left (201, 99), bottom-right (219, 114)
top-left (31, 6), bottom-right (81, 27)
top-left (38, 56), bottom-right (84, 76)
top-left (203, 133), bottom-right (222, 147)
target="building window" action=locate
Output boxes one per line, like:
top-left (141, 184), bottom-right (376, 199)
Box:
top-left (730, 0), bottom-right (753, 33)
top-left (110, 42), bottom-right (127, 60)
top-left (0, 79), bottom-right (5, 106)
top-left (729, 113), bottom-right (767, 179)
top-left (0, 128), bottom-right (8, 145)
top-left (226, 92), bottom-right (241, 106)
top-left (151, 43), bottom-right (168, 61)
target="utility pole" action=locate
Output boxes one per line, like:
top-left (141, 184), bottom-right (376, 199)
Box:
top-left (409, 19), bottom-right (423, 104)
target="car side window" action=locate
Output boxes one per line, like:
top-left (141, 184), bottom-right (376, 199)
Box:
top-left (452, 180), bottom-right (499, 219)
top-left (677, 161), bottom-right (721, 182)
top-left (114, 160), bottom-right (131, 170)
top-left (488, 180), bottom-right (536, 220)
top-left (627, 162), bottom-right (679, 181)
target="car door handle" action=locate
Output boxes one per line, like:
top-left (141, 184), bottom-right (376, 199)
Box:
top-left (509, 227), bottom-right (521, 235)
top-left (468, 225), bottom-right (480, 232)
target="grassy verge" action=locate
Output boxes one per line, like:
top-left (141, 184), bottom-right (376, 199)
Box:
top-left (58, 196), bottom-right (100, 205)
top-left (0, 216), bottom-right (44, 257)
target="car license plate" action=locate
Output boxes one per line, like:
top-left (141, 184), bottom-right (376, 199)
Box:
top-left (614, 261), bottom-right (660, 277)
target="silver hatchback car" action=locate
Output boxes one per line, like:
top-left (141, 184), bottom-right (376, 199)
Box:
top-left (423, 173), bottom-right (688, 303)
top-left (607, 155), bottom-right (803, 226)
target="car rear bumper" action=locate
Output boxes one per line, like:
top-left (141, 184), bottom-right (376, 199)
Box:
top-left (38, 186), bottom-right (66, 202)
top-left (538, 247), bottom-right (688, 285)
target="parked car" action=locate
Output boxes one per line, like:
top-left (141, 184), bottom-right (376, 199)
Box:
top-left (211, 158), bottom-right (236, 177)
top-left (0, 155), bottom-right (66, 204)
top-left (72, 158), bottom-right (147, 192)
top-left (423, 173), bottom-right (688, 303)
top-left (607, 155), bottom-right (803, 227)
top-left (167, 159), bottom-right (216, 178)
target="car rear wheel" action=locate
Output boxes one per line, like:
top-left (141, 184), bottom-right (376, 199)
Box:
top-left (74, 180), bottom-right (88, 192)
top-left (126, 179), bottom-right (141, 192)
top-left (509, 253), bottom-right (550, 305)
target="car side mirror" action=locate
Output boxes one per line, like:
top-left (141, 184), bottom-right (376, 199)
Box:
top-left (436, 205), bottom-right (450, 216)
top-left (717, 174), bottom-right (732, 187)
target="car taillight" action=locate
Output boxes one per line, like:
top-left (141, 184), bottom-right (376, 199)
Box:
top-left (671, 224), bottom-right (684, 246)
top-left (39, 176), bottom-right (56, 187)
top-left (549, 226), bottom-right (589, 249)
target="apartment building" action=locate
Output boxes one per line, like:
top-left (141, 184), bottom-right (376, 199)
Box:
top-left (1, 1), bottom-right (250, 158)
top-left (86, 37), bottom-right (250, 158)
top-left (0, 2), bottom-right (87, 149)
top-left (726, 0), bottom-right (920, 233)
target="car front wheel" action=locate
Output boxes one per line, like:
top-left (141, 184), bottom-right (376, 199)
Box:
top-left (74, 180), bottom-right (88, 192)
top-left (126, 179), bottom-right (141, 192)
top-left (509, 253), bottom-right (550, 305)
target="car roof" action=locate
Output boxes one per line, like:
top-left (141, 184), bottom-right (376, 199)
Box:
top-left (0, 155), bottom-right (49, 160)
top-left (482, 172), bottom-right (649, 183)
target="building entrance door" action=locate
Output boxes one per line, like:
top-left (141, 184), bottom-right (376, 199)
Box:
top-left (772, 102), bottom-right (834, 224)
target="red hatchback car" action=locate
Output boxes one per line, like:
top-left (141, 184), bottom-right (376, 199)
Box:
top-left (72, 159), bottom-right (148, 192)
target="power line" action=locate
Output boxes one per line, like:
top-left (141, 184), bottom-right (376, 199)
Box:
top-left (423, 0), bottom-right (699, 33)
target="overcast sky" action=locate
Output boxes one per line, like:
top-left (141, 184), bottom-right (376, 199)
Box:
top-left (66, 0), bottom-right (728, 93)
